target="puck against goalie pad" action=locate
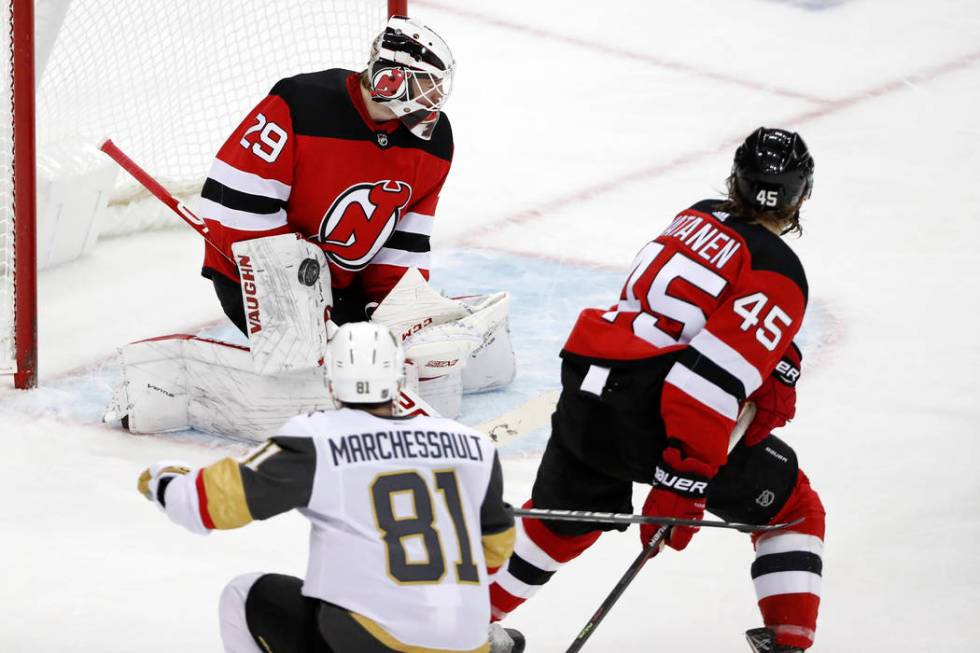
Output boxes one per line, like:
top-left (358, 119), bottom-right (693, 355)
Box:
top-left (231, 234), bottom-right (333, 375)
top-left (297, 258), bottom-right (320, 286)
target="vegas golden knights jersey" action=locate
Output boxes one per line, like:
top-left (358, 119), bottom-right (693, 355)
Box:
top-left (158, 407), bottom-right (514, 653)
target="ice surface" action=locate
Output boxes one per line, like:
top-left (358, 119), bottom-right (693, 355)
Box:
top-left (2, 0), bottom-right (980, 650)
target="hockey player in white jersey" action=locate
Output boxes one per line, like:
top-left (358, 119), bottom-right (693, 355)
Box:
top-left (137, 322), bottom-right (521, 653)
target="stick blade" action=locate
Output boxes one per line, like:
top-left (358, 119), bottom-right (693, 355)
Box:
top-left (476, 390), bottom-right (559, 446)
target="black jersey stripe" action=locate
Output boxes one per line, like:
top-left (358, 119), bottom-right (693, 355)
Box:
top-left (480, 454), bottom-right (514, 535)
top-left (240, 436), bottom-right (316, 519)
top-left (202, 178), bottom-right (287, 215)
top-left (506, 553), bottom-right (557, 587)
top-left (678, 346), bottom-right (747, 402)
top-left (385, 230), bottom-right (430, 253)
top-left (724, 218), bottom-right (808, 302)
top-left (751, 551), bottom-right (823, 579)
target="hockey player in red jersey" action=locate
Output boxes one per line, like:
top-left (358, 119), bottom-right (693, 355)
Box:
top-left (488, 128), bottom-right (826, 652)
top-left (199, 15), bottom-right (455, 328)
top-left (138, 322), bottom-right (522, 653)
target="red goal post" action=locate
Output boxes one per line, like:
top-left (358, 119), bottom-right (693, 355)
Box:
top-left (1, 0), bottom-right (36, 389)
top-left (1, 0), bottom-right (407, 389)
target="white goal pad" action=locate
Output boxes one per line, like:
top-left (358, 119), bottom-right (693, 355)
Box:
top-left (107, 334), bottom-right (335, 442)
top-left (371, 269), bottom-right (517, 394)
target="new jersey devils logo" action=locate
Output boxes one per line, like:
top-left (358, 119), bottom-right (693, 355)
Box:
top-left (371, 67), bottom-right (408, 100)
top-left (318, 180), bottom-right (412, 270)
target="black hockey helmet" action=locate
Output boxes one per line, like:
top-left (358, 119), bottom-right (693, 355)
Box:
top-left (732, 127), bottom-right (814, 210)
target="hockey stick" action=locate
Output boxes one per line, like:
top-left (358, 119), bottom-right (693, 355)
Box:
top-left (558, 400), bottom-right (762, 651)
top-left (481, 394), bottom-right (757, 450)
top-left (510, 508), bottom-right (803, 534)
top-left (99, 139), bottom-right (235, 265)
top-left (476, 389), bottom-right (560, 446)
top-left (565, 527), bottom-right (670, 653)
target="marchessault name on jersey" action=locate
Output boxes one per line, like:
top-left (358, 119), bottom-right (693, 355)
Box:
top-left (328, 429), bottom-right (485, 466)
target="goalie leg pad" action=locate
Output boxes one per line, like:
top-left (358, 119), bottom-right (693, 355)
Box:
top-left (232, 234), bottom-right (332, 375)
top-left (417, 368), bottom-right (464, 418)
top-left (458, 292), bottom-right (516, 393)
top-left (390, 290), bottom-right (516, 391)
top-left (401, 321), bottom-right (482, 380)
top-left (110, 334), bottom-right (335, 441)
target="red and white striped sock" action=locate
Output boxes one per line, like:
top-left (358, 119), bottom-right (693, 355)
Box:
top-left (751, 470), bottom-right (826, 650)
top-left (489, 500), bottom-right (601, 620)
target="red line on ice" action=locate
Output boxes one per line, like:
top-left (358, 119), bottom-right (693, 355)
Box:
top-left (453, 46), bottom-right (980, 255)
top-left (415, 0), bottom-right (832, 105)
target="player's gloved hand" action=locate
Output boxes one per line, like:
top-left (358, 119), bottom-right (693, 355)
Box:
top-left (641, 447), bottom-right (713, 551)
top-left (137, 461), bottom-right (192, 508)
top-left (744, 343), bottom-right (802, 446)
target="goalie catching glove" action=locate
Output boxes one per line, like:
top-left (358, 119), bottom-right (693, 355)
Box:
top-left (640, 446), bottom-right (714, 551)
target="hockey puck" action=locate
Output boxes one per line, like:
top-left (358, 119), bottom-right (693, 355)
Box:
top-left (298, 258), bottom-right (320, 286)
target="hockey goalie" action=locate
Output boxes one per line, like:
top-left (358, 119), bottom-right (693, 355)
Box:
top-left (103, 17), bottom-right (516, 441)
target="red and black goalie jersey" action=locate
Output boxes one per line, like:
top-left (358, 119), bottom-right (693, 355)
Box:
top-left (563, 199), bottom-right (808, 475)
top-left (199, 68), bottom-right (453, 304)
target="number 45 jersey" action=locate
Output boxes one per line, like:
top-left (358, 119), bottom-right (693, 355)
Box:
top-left (563, 199), bottom-right (808, 476)
top-left (166, 407), bottom-right (514, 653)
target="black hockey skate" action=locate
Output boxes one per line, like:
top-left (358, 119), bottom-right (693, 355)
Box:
top-left (489, 623), bottom-right (526, 653)
top-left (745, 627), bottom-right (803, 653)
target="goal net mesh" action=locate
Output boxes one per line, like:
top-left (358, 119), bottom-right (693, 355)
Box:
top-left (1, 0), bottom-right (390, 376)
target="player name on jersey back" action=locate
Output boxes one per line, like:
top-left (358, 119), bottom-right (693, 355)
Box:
top-left (327, 429), bottom-right (485, 466)
top-left (659, 211), bottom-right (742, 271)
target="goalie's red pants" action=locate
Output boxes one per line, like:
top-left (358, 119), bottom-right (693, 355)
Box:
top-left (489, 471), bottom-right (825, 650)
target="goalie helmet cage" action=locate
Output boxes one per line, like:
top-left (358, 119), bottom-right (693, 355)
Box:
top-left (0, 0), bottom-right (407, 389)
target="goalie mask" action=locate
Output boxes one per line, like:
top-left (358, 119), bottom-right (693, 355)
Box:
top-left (327, 323), bottom-right (405, 405)
top-left (367, 15), bottom-right (455, 140)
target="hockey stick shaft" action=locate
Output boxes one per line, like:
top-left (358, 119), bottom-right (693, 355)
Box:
top-left (511, 507), bottom-right (802, 534)
top-left (565, 527), bottom-right (670, 653)
top-left (99, 139), bottom-right (235, 265)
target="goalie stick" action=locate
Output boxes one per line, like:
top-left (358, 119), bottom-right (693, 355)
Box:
top-left (100, 139), bottom-right (235, 266)
top-left (482, 392), bottom-right (758, 449)
top-left (475, 390), bottom-right (560, 446)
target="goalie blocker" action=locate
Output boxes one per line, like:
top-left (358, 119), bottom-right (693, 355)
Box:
top-left (105, 235), bottom-right (516, 439)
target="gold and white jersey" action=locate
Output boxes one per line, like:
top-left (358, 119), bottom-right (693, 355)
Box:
top-left (293, 408), bottom-right (512, 651)
top-left (157, 407), bottom-right (515, 653)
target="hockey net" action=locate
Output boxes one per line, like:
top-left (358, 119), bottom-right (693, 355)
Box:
top-left (2, 0), bottom-right (401, 387)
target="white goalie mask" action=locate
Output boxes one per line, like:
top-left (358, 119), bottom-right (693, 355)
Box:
top-left (367, 15), bottom-right (455, 140)
top-left (327, 322), bottom-right (405, 405)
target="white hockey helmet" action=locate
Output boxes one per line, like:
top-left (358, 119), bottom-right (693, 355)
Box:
top-left (367, 15), bottom-right (455, 140)
top-left (327, 322), bottom-right (405, 405)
